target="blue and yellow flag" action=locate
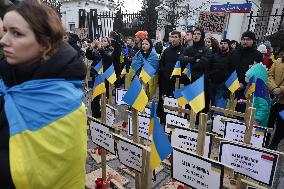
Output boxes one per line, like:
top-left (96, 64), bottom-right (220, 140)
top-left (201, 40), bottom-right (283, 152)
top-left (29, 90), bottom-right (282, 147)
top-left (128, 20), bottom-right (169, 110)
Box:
top-left (171, 61), bottom-right (181, 78)
top-left (103, 64), bottom-right (117, 85)
top-left (0, 79), bottom-right (86, 189)
top-left (181, 75), bottom-right (205, 113)
top-left (244, 76), bottom-right (256, 98)
top-left (225, 71), bottom-right (240, 94)
top-left (139, 60), bottom-right (156, 84)
top-left (94, 60), bottom-right (103, 74)
top-left (122, 76), bottom-right (148, 112)
top-left (93, 74), bottom-right (106, 99)
top-left (182, 63), bottom-right (191, 81)
top-left (173, 86), bottom-right (188, 106)
top-left (150, 112), bottom-right (173, 170)
top-left (120, 65), bottom-right (127, 78)
top-left (255, 78), bottom-right (270, 104)
top-left (148, 100), bottom-right (155, 137)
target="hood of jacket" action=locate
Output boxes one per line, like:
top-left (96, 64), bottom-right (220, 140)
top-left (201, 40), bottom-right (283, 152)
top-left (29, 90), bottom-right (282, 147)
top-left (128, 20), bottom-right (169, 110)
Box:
top-left (0, 43), bottom-right (86, 87)
top-left (245, 63), bottom-right (268, 83)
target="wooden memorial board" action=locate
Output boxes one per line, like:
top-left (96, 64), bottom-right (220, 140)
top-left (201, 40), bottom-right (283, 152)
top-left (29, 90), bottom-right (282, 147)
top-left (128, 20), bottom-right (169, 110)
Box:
top-left (219, 141), bottom-right (279, 186)
top-left (172, 147), bottom-right (224, 189)
top-left (90, 119), bottom-right (116, 154)
top-left (128, 112), bottom-right (152, 141)
top-left (224, 121), bottom-right (267, 147)
top-left (106, 104), bottom-right (116, 126)
top-left (115, 135), bottom-right (144, 173)
top-left (165, 113), bottom-right (189, 134)
top-left (115, 88), bottom-right (127, 105)
top-left (163, 96), bottom-right (179, 115)
top-left (211, 115), bottom-right (243, 137)
top-left (171, 126), bottom-right (212, 158)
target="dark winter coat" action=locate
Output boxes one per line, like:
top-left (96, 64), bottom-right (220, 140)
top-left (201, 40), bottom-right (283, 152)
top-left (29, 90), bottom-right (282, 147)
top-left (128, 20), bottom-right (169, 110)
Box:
top-left (98, 45), bottom-right (114, 71)
top-left (0, 43), bottom-right (86, 189)
top-left (208, 51), bottom-right (232, 84)
top-left (230, 46), bottom-right (263, 85)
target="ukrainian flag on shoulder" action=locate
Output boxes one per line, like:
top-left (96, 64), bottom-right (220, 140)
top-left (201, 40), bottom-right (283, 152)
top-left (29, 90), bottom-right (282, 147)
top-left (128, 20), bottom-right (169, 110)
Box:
top-left (122, 76), bottom-right (148, 112)
top-left (0, 79), bottom-right (87, 189)
top-left (139, 60), bottom-right (156, 84)
top-left (225, 71), bottom-right (240, 94)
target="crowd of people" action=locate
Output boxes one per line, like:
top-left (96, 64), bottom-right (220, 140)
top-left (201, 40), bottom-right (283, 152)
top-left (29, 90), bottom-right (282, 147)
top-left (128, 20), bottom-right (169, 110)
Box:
top-left (0, 0), bottom-right (284, 188)
top-left (81, 27), bottom-right (284, 152)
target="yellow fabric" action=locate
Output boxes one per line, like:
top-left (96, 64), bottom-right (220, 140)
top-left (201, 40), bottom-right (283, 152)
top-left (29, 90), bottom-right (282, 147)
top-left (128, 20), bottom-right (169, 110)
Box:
top-left (10, 105), bottom-right (87, 189)
top-left (148, 74), bottom-right (158, 98)
top-left (268, 58), bottom-right (284, 104)
top-left (108, 73), bottom-right (117, 85)
top-left (189, 92), bottom-right (205, 113)
top-left (150, 141), bottom-right (162, 170)
top-left (229, 80), bottom-right (240, 94)
top-left (132, 88), bottom-right (148, 112)
top-left (92, 83), bottom-right (106, 99)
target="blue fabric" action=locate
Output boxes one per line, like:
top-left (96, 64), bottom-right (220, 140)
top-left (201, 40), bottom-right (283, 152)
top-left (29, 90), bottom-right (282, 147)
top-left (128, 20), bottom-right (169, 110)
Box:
top-left (0, 79), bottom-right (83, 136)
top-left (131, 49), bottom-right (159, 73)
top-left (122, 76), bottom-right (142, 106)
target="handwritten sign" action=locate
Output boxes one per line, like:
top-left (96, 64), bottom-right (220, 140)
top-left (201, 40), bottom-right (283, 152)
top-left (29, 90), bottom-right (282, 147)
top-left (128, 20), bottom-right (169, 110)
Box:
top-left (106, 104), bottom-right (116, 126)
top-left (171, 127), bottom-right (212, 157)
top-left (172, 148), bottom-right (224, 189)
top-left (116, 137), bottom-right (143, 172)
top-left (197, 11), bottom-right (227, 34)
top-left (115, 88), bottom-right (127, 105)
top-left (90, 119), bottom-right (115, 154)
top-left (165, 113), bottom-right (189, 134)
top-left (163, 96), bottom-right (178, 115)
top-left (128, 113), bottom-right (152, 141)
top-left (219, 141), bottom-right (279, 186)
top-left (211, 115), bottom-right (243, 137)
top-left (224, 121), bottom-right (267, 147)
top-left (210, 3), bottom-right (252, 13)
top-left (74, 28), bottom-right (89, 39)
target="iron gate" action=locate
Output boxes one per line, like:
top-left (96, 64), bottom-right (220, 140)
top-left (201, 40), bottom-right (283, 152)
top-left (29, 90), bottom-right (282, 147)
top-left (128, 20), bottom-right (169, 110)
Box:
top-left (78, 9), bottom-right (144, 40)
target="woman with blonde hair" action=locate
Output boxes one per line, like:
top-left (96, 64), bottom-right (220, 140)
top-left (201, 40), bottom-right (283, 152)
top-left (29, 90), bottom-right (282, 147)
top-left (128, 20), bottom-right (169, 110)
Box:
top-left (0, 0), bottom-right (87, 188)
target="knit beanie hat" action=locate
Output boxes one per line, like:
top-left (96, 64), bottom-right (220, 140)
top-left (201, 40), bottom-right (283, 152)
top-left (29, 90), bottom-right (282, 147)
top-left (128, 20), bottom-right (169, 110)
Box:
top-left (241, 31), bottom-right (256, 41)
top-left (220, 39), bottom-right (231, 45)
top-left (135, 31), bottom-right (148, 41)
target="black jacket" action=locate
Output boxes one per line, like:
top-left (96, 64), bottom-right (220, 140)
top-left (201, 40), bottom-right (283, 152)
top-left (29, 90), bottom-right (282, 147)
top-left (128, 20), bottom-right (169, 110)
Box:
top-left (86, 47), bottom-right (102, 79)
top-left (159, 44), bottom-right (184, 80)
top-left (230, 46), bottom-right (263, 85)
top-left (208, 51), bottom-right (232, 84)
top-left (180, 41), bottom-right (211, 82)
top-left (98, 46), bottom-right (114, 71)
top-left (0, 43), bottom-right (86, 189)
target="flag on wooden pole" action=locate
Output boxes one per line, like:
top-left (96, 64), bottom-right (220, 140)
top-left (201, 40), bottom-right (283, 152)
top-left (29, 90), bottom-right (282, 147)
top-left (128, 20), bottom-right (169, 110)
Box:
top-left (103, 64), bottom-right (117, 85)
top-left (244, 76), bottom-right (256, 98)
top-left (94, 60), bottom-right (103, 74)
top-left (92, 74), bottom-right (106, 99)
top-left (173, 86), bottom-right (188, 106)
top-left (122, 76), bottom-right (148, 112)
top-left (171, 61), bottom-right (181, 78)
top-left (225, 71), bottom-right (240, 94)
top-left (139, 61), bottom-right (156, 84)
top-left (182, 63), bottom-right (191, 81)
top-left (181, 75), bottom-right (205, 113)
top-left (120, 65), bottom-right (127, 78)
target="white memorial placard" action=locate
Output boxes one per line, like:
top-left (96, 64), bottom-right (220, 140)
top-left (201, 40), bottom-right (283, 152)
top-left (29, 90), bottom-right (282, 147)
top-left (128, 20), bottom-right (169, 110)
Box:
top-left (116, 137), bottom-right (143, 172)
top-left (115, 88), bottom-right (127, 105)
top-left (171, 127), bottom-right (212, 157)
top-left (165, 113), bottom-right (189, 134)
top-left (219, 141), bottom-right (278, 186)
top-left (128, 113), bottom-right (152, 141)
top-left (106, 104), bottom-right (116, 126)
top-left (211, 115), bottom-right (243, 137)
top-left (90, 119), bottom-right (115, 154)
top-left (172, 148), bottom-right (224, 189)
top-left (224, 121), bottom-right (267, 147)
top-left (163, 96), bottom-right (178, 115)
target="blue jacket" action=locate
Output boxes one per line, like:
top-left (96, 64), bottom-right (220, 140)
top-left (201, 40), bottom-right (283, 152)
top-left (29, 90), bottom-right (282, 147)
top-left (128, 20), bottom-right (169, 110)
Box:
top-left (131, 49), bottom-right (159, 73)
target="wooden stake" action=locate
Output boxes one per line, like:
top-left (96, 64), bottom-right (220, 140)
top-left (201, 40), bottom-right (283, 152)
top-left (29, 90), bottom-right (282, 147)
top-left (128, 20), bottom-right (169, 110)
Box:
top-left (196, 113), bottom-right (207, 156)
top-left (244, 107), bottom-right (256, 144)
top-left (100, 93), bottom-right (107, 182)
top-left (108, 82), bottom-right (113, 105)
top-left (125, 73), bottom-right (129, 89)
top-left (189, 110), bottom-right (197, 129)
top-left (131, 109), bottom-right (141, 189)
top-left (228, 93), bottom-right (235, 111)
top-left (175, 78), bottom-right (180, 89)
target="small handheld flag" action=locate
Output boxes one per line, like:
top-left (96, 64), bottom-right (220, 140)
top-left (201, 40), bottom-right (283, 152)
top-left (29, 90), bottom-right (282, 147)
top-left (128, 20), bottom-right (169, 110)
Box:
top-left (171, 61), bottom-right (181, 78)
top-left (120, 65), bottom-right (127, 78)
top-left (225, 71), bottom-right (240, 94)
top-left (150, 113), bottom-right (173, 170)
top-left (122, 76), bottom-right (148, 112)
top-left (182, 63), bottom-right (191, 81)
top-left (173, 86), bottom-right (188, 106)
top-left (103, 64), bottom-right (117, 85)
top-left (139, 60), bottom-right (156, 84)
top-left (92, 74), bottom-right (106, 99)
top-left (244, 76), bottom-right (256, 98)
top-left (181, 75), bottom-right (205, 113)
top-left (94, 60), bottom-right (103, 74)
